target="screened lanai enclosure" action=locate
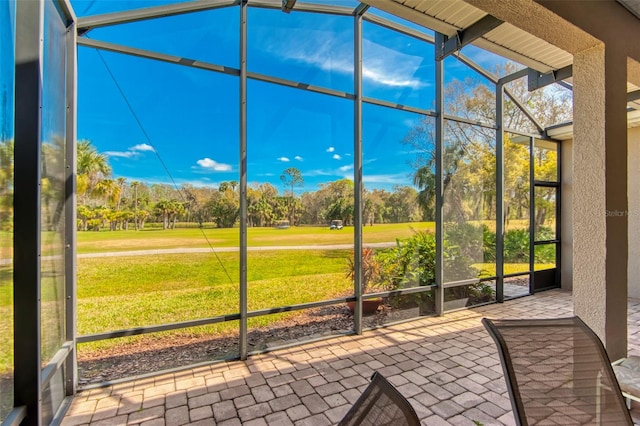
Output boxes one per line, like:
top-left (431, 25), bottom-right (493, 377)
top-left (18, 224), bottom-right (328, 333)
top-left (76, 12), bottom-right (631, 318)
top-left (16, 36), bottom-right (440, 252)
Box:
top-left (2, 0), bottom-right (572, 423)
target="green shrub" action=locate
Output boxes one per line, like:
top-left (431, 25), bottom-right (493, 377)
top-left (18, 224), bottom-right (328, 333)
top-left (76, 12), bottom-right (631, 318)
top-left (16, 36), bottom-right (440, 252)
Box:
top-left (483, 226), bottom-right (496, 262)
top-left (375, 230), bottom-right (436, 289)
top-left (536, 226), bottom-right (555, 241)
top-left (443, 223), bottom-right (486, 281)
top-left (504, 228), bottom-right (529, 263)
top-left (373, 229), bottom-right (480, 288)
top-left (534, 244), bottom-right (556, 264)
top-left (370, 229), bottom-right (495, 307)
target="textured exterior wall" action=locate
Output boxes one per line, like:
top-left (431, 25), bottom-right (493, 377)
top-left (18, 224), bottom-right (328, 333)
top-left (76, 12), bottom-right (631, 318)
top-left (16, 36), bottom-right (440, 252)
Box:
top-left (572, 44), bottom-right (607, 340)
top-left (629, 127), bottom-right (640, 299)
top-left (463, 0), bottom-right (599, 54)
top-left (561, 137), bottom-right (573, 292)
top-left (537, 0), bottom-right (640, 66)
top-left (628, 58), bottom-right (640, 88)
top-left (572, 44), bottom-right (628, 360)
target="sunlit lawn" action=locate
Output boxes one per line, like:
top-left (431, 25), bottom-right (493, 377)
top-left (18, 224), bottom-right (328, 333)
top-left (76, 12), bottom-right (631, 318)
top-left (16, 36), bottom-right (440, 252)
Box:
top-left (75, 222), bottom-right (436, 254)
top-left (76, 250), bottom-right (352, 335)
top-left (0, 222), bottom-right (549, 364)
top-left (475, 263), bottom-right (555, 277)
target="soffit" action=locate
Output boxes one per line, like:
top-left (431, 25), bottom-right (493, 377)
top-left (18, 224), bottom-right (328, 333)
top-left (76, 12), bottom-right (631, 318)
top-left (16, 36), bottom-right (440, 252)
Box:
top-left (617, 0), bottom-right (640, 20)
top-left (365, 0), bottom-right (571, 73)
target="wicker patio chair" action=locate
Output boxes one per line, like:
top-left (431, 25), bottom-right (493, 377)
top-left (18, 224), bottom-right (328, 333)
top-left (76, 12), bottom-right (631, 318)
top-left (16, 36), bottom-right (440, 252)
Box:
top-left (482, 317), bottom-right (632, 425)
top-left (338, 371), bottom-right (420, 426)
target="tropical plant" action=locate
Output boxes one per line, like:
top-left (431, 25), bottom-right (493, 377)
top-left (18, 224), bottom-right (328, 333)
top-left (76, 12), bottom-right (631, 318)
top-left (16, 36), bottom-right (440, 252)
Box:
top-left (154, 199), bottom-right (182, 230)
top-left (503, 228), bottom-right (529, 263)
top-left (280, 167), bottom-right (303, 225)
top-left (443, 222), bottom-right (485, 281)
top-left (413, 165), bottom-right (435, 221)
top-left (77, 139), bottom-right (111, 204)
top-left (205, 183), bottom-right (239, 228)
top-left (374, 230), bottom-right (437, 290)
top-left (345, 248), bottom-right (381, 293)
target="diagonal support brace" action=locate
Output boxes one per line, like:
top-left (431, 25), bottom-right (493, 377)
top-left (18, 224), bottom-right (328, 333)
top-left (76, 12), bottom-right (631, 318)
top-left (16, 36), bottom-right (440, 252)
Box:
top-left (282, 0), bottom-right (296, 13)
top-left (528, 65), bottom-right (573, 91)
top-left (436, 15), bottom-right (503, 61)
top-left (627, 90), bottom-right (640, 103)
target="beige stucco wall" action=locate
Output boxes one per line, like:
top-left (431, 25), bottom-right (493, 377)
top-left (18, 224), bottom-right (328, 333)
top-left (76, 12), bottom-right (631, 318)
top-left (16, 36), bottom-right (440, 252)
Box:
top-left (629, 127), bottom-right (640, 299)
top-left (571, 45), bottom-right (608, 340)
top-left (566, 127), bottom-right (640, 300)
top-left (572, 44), bottom-right (628, 360)
top-left (566, 127), bottom-right (640, 302)
top-left (561, 137), bottom-right (573, 292)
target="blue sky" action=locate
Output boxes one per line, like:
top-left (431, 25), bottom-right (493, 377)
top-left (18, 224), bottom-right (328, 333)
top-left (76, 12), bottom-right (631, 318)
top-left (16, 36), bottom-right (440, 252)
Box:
top-left (73, 1), bottom-right (510, 194)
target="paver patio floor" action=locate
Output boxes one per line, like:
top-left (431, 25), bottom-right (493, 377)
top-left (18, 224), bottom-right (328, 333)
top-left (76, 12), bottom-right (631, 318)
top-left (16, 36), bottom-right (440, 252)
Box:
top-left (62, 289), bottom-right (640, 425)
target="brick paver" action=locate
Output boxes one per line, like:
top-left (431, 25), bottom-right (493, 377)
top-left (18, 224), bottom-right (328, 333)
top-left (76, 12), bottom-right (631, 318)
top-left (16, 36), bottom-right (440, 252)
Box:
top-left (63, 290), bottom-right (640, 425)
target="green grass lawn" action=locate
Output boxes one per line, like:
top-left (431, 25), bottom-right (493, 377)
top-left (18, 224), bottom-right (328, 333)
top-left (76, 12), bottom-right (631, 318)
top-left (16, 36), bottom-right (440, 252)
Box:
top-left (75, 222), bottom-right (436, 253)
top-left (0, 222), bottom-right (554, 370)
top-left (475, 263), bottom-right (556, 277)
top-left (76, 249), bottom-right (352, 334)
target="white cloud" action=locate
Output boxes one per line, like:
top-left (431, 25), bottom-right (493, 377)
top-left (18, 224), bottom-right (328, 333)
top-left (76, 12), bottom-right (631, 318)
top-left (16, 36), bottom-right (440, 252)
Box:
top-left (277, 157), bottom-right (290, 162)
top-left (333, 154), bottom-right (342, 160)
top-left (294, 155), bottom-right (304, 161)
top-left (130, 143), bottom-right (155, 152)
top-left (326, 147), bottom-right (335, 153)
top-left (104, 143), bottom-right (155, 159)
top-left (196, 158), bottom-right (232, 172)
top-left (104, 151), bottom-right (137, 158)
top-left (361, 39), bottom-right (429, 88)
top-left (263, 30), bottom-right (427, 89)
top-left (119, 175), bottom-right (218, 188)
top-left (363, 173), bottom-right (411, 185)
top-left (362, 68), bottom-right (423, 89)
top-left (305, 165), bottom-right (398, 183)
top-left (304, 169), bottom-right (334, 177)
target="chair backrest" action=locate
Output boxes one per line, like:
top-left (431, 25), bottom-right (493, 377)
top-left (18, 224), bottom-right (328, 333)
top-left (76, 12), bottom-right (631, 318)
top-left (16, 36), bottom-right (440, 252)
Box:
top-left (338, 371), bottom-right (420, 426)
top-left (482, 317), bottom-right (632, 426)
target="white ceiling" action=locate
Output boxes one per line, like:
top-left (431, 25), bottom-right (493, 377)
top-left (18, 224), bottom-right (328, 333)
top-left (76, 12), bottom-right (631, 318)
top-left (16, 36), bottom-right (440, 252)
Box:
top-left (365, 0), bottom-right (572, 73)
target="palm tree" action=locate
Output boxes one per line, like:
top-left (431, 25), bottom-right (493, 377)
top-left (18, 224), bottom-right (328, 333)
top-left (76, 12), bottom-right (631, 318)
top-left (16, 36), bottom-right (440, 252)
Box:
top-left (115, 177), bottom-right (127, 210)
top-left (154, 199), bottom-right (183, 229)
top-left (131, 181), bottom-right (140, 230)
top-left (77, 140), bottom-right (111, 204)
top-left (93, 178), bottom-right (119, 208)
top-left (413, 165), bottom-right (436, 221)
top-left (280, 167), bottom-right (304, 225)
top-left (154, 199), bottom-right (171, 230)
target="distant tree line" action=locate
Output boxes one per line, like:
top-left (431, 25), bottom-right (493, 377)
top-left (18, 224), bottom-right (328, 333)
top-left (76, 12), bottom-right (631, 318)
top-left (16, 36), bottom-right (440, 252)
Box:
top-left (0, 65), bottom-right (568, 233)
top-left (75, 143), bottom-right (426, 231)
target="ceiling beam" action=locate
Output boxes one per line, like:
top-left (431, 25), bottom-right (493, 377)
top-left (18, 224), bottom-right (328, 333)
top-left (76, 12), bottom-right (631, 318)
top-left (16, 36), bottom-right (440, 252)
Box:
top-left (281, 0), bottom-right (296, 13)
top-left (497, 68), bottom-right (529, 85)
top-left (77, 0), bottom-right (237, 33)
top-left (354, 3), bottom-right (370, 16)
top-left (627, 89), bottom-right (640, 102)
top-left (528, 65), bottom-right (573, 91)
top-left (436, 15), bottom-right (503, 61)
